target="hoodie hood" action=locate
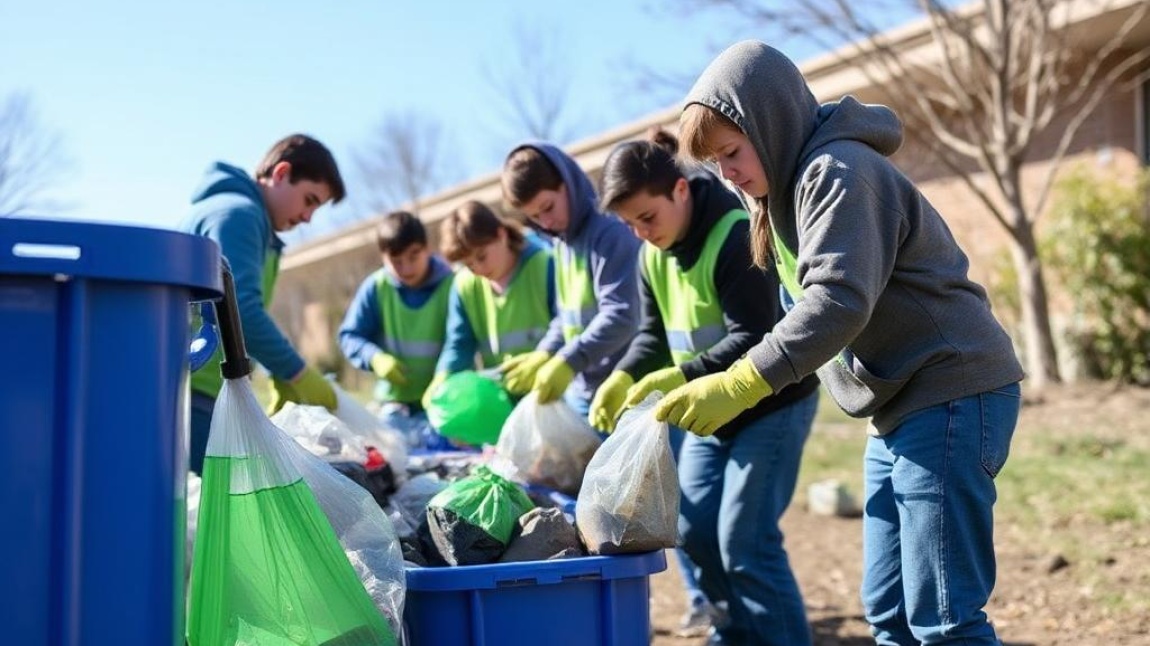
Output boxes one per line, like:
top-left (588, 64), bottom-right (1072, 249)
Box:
top-left (191, 161), bottom-right (265, 207)
top-left (509, 142), bottom-right (600, 243)
top-left (189, 161), bottom-right (283, 252)
top-left (684, 41), bottom-right (902, 232)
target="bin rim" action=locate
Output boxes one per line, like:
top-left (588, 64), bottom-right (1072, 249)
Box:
top-left (404, 550), bottom-right (667, 591)
top-left (0, 217), bottom-right (222, 300)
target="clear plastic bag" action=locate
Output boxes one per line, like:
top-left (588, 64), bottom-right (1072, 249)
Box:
top-left (495, 392), bottom-right (602, 495)
top-left (333, 386), bottom-right (408, 475)
top-left (271, 401), bottom-right (367, 463)
top-left (189, 379), bottom-right (405, 645)
top-left (575, 393), bottom-right (679, 555)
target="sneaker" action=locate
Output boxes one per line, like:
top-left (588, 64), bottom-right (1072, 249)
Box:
top-left (675, 599), bottom-right (718, 638)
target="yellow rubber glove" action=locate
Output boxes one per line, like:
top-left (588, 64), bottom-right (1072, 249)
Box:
top-left (588, 370), bottom-right (635, 433)
top-left (267, 377), bottom-right (299, 415)
top-left (370, 351), bottom-right (408, 387)
top-left (533, 355), bottom-right (575, 404)
top-left (421, 371), bottom-right (447, 411)
top-left (292, 366), bottom-right (338, 410)
top-left (500, 350), bottom-right (551, 395)
top-left (654, 358), bottom-right (773, 437)
top-left (623, 366), bottom-right (687, 409)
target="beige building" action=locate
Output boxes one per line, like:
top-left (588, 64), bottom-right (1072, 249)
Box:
top-left (272, 0), bottom-right (1150, 384)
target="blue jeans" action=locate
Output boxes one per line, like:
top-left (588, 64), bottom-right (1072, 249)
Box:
top-left (678, 390), bottom-right (819, 645)
top-left (189, 391), bottom-right (216, 476)
top-left (667, 426), bottom-right (706, 608)
top-left (861, 383), bottom-right (1021, 645)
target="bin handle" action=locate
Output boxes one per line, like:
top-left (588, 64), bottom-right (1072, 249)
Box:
top-left (188, 310), bottom-right (218, 373)
top-left (186, 259), bottom-right (252, 379)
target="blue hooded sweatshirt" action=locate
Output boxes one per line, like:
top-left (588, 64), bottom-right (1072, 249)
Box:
top-left (338, 255), bottom-right (455, 370)
top-left (515, 143), bottom-right (641, 403)
top-left (179, 162), bottom-right (304, 395)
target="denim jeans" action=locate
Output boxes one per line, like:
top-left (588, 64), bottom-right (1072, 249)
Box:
top-left (861, 382), bottom-right (1021, 645)
top-left (189, 391), bottom-right (216, 476)
top-left (678, 390), bottom-right (819, 645)
top-left (667, 426), bottom-right (706, 608)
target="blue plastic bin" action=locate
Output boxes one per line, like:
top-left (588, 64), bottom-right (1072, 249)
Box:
top-left (404, 550), bottom-right (667, 646)
top-left (0, 218), bottom-right (220, 646)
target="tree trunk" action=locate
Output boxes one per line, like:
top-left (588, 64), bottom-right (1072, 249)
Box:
top-left (1007, 210), bottom-right (1062, 394)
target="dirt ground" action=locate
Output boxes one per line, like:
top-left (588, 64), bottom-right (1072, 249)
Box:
top-left (647, 383), bottom-right (1150, 645)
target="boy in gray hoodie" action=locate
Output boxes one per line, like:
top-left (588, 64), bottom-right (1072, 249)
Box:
top-left (498, 143), bottom-right (640, 416)
top-left (661, 41), bottom-right (1025, 645)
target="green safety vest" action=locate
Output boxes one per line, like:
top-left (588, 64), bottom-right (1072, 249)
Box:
top-left (191, 249), bottom-right (280, 398)
top-left (456, 249), bottom-right (553, 368)
top-left (770, 218), bottom-right (854, 372)
top-left (771, 225), bottom-right (803, 299)
top-left (643, 209), bottom-right (747, 365)
top-left (374, 270), bottom-right (454, 404)
top-left (555, 242), bottom-right (596, 342)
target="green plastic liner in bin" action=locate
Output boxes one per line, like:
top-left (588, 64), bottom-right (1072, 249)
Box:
top-left (188, 456), bottom-right (396, 646)
top-left (426, 371), bottom-right (513, 445)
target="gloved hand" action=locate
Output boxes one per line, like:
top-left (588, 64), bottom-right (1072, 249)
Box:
top-left (588, 370), bottom-right (635, 433)
top-left (421, 371), bottom-right (448, 411)
top-left (267, 377), bottom-right (299, 415)
top-left (532, 355), bottom-right (575, 404)
top-left (623, 366), bottom-right (687, 409)
top-left (655, 358), bottom-right (772, 436)
top-left (267, 366), bottom-right (338, 414)
top-left (370, 351), bottom-right (408, 387)
top-left (500, 350), bottom-right (551, 395)
top-left (294, 366), bottom-right (339, 410)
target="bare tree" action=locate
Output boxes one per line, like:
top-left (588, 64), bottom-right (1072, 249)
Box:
top-left (0, 92), bottom-right (68, 216)
top-left (482, 19), bottom-right (580, 143)
top-left (680, 0), bottom-right (1150, 393)
top-left (355, 111), bottom-right (449, 217)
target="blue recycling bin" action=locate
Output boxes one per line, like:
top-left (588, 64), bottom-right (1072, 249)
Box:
top-left (0, 217), bottom-right (221, 646)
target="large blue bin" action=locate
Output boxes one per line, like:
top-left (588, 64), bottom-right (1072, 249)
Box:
top-left (0, 218), bottom-right (221, 646)
top-left (404, 550), bottom-right (667, 646)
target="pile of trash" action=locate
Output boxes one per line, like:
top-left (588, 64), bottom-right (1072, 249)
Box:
top-left (194, 388), bottom-right (680, 569)
top-left (185, 383), bottom-right (681, 643)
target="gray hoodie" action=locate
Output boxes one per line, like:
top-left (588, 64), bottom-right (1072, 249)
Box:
top-left (685, 41), bottom-right (1023, 433)
top-left (514, 143), bottom-right (641, 404)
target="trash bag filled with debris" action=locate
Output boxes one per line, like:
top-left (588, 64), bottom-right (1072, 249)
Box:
top-left (575, 394), bottom-right (678, 555)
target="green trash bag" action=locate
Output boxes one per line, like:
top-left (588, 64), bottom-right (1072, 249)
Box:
top-left (426, 370), bottom-right (513, 445)
top-left (188, 380), bottom-right (400, 646)
top-left (426, 465), bottom-right (535, 565)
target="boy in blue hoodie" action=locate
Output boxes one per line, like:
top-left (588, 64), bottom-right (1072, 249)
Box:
top-left (180, 133), bottom-right (346, 475)
top-left (499, 144), bottom-right (640, 415)
top-left (338, 210), bottom-right (454, 439)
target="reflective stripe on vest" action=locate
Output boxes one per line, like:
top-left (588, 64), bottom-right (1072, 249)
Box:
top-left (643, 209), bottom-right (747, 366)
top-left (375, 269), bottom-right (453, 404)
top-left (555, 242), bottom-right (595, 342)
top-left (457, 249), bottom-right (553, 368)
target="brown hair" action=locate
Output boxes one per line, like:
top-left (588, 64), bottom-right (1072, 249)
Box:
top-left (376, 210), bottom-right (426, 256)
top-left (599, 129), bottom-right (684, 212)
top-left (439, 200), bottom-right (526, 263)
top-left (501, 147), bottom-right (562, 208)
top-left (255, 133), bottom-right (347, 203)
top-left (679, 104), bottom-right (773, 268)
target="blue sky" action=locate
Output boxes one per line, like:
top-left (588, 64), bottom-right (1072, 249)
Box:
top-left (1, 0), bottom-right (820, 239)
